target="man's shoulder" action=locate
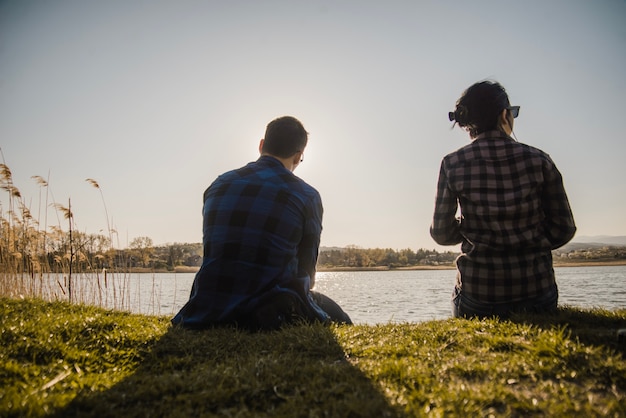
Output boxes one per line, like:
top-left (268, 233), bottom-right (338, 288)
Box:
top-left (209, 162), bottom-right (320, 201)
top-left (212, 161), bottom-right (263, 183)
top-left (299, 178), bottom-right (321, 201)
top-left (279, 173), bottom-right (320, 202)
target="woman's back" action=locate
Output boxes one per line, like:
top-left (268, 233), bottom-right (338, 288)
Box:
top-left (432, 80), bottom-right (576, 316)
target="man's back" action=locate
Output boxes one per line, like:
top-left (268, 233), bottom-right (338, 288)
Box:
top-left (173, 115), bottom-right (351, 329)
top-left (173, 155), bottom-right (323, 327)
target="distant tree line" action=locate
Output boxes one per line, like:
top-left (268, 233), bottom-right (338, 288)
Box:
top-left (42, 239), bottom-right (459, 272)
top-left (128, 243), bottom-right (460, 270)
top-left (317, 246), bottom-right (458, 268)
top-left (553, 246), bottom-right (626, 262)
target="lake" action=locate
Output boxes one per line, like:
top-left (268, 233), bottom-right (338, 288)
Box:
top-left (71, 265), bottom-right (625, 324)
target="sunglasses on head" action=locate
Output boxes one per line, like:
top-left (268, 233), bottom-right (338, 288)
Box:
top-left (448, 105), bottom-right (520, 122)
top-left (507, 106), bottom-right (520, 118)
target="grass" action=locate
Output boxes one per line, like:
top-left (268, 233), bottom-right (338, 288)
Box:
top-left (1, 298), bottom-right (625, 417)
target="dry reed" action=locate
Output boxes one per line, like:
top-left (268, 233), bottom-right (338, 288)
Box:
top-left (0, 156), bottom-right (148, 312)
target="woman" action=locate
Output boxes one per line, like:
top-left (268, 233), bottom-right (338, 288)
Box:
top-left (431, 80), bottom-right (576, 318)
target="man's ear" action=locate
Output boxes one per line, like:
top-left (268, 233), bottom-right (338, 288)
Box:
top-left (258, 139), bottom-right (264, 154)
top-left (292, 151), bottom-right (302, 166)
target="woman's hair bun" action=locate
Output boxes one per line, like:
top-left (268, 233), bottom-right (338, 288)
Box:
top-left (453, 105), bottom-right (469, 124)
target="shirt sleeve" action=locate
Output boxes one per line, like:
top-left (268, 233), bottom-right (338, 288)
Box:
top-left (542, 159), bottom-right (576, 249)
top-left (298, 192), bottom-right (323, 288)
top-left (430, 159), bottom-right (463, 246)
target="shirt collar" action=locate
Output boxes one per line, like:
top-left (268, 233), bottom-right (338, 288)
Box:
top-left (258, 155), bottom-right (282, 165)
top-left (257, 155), bottom-right (291, 172)
top-left (473, 130), bottom-right (514, 142)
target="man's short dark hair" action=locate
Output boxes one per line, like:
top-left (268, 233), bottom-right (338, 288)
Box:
top-left (262, 116), bottom-right (308, 158)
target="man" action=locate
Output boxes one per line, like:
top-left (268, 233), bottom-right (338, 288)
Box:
top-left (172, 116), bottom-right (351, 330)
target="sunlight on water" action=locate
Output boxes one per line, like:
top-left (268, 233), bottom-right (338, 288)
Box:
top-left (314, 270), bottom-right (455, 324)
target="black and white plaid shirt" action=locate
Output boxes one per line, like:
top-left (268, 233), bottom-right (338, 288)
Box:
top-left (431, 130), bottom-right (576, 303)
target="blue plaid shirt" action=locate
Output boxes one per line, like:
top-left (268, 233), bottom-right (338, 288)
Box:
top-left (172, 156), bottom-right (327, 327)
top-left (431, 131), bottom-right (576, 303)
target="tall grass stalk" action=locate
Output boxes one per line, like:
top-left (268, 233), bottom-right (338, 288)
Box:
top-left (0, 159), bottom-right (157, 313)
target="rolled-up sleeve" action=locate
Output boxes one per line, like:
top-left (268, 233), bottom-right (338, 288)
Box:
top-left (542, 160), bottom-right (576, 249)
top-left (298, 192), bottom-right (323, 287)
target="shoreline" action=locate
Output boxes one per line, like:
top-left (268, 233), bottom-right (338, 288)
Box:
top-left (320, 259), bottom-right (626, 272)
top-left (122, 259), bottom-right (626, 274)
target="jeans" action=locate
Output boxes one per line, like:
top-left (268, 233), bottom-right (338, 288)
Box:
top-left (452, 286), bottom-right (558, 319)
top-left (249, 290), bottom-right (352, 330)
top-left (311, 291), bottom-right (353, 324)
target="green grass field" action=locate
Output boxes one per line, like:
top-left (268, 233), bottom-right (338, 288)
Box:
top-left (1, 298), bottom-right (625, 417)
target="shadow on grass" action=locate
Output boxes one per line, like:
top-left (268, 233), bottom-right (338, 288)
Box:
top-left (509, 306), bottom-right (626, 357)
top-left (54, 323), bottom-right (403, 418)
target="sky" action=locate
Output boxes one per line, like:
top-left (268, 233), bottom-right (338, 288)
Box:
top-left (1, 0), bottom-right (625, 251)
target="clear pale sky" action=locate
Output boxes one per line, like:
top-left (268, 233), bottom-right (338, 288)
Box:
top-left (1, 1), bottom-right (625, 250)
